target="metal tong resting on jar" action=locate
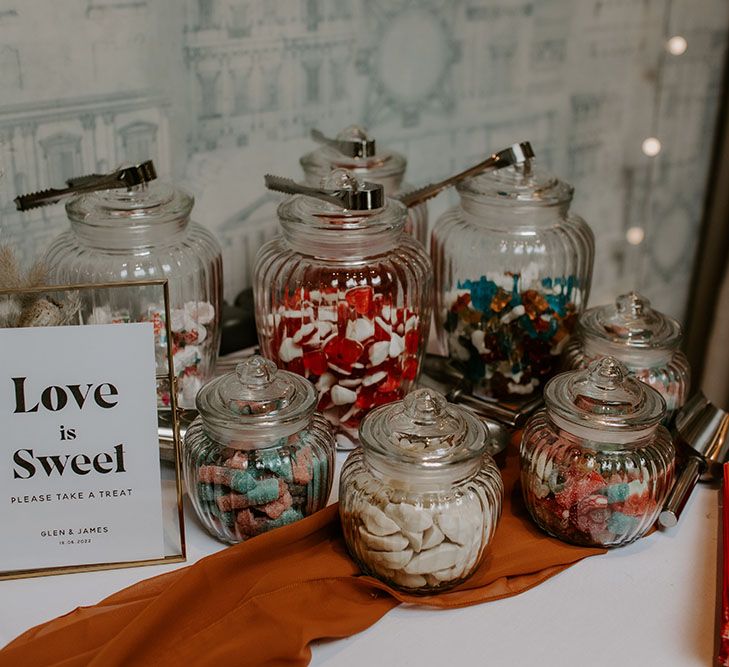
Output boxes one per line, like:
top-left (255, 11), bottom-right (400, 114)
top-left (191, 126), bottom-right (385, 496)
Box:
top-left (264, 173), bottom-right (385, 211)
top-left (659, 391), bottom-right (729, 528)
top-left (14, 161), bottom-right (157, 211)
top-left (397, 141), bottom-right (535, 209)
top-left (310, 128), bottom-right (377, 159)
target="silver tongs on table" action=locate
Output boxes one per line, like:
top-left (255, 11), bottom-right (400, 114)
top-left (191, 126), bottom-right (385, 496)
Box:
top-left (14, 160), bottom-right (157, 211)
top-left (264, 173), bottom-right (385, 211)
top-left (311, 128), bottom-right (376, 159)
top-left (398, 141), bottom-right (534, 208)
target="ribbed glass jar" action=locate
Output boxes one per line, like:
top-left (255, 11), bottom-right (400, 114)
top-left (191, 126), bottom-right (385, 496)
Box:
top-left (183, 356), bottom-right (335, 544)
top-left (340, 388), bottom-right (503, 593)
top-left (432, 161), bottom-right (594, 399)
top-left (44, 182), bottom-right (223, 408)
top-left (520, 357), bottom-right (675, 548)
top-left (562, 292), bottom-right (690, 424)
top-left (301, 125), bottom-right (428, 245)
top-left (254, 170), bottom-right (432, 449)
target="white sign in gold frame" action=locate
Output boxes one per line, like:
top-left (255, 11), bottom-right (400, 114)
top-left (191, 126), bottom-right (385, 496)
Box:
top-left (0, 279), bottom-right (186, 580)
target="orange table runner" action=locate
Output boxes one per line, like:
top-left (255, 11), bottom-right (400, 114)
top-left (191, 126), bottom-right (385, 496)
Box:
top-left (0, 449), bottom-right (605, 666)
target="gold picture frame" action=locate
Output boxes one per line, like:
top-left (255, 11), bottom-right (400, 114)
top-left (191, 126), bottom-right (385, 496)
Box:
top-left (0, 278), bottom-right (186, 580)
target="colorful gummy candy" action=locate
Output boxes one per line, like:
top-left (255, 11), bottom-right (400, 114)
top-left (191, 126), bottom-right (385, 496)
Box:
top-left (189, 426), bottom-right (332, 543)
top-left (444, 273), bottom-right (579, 398)
top-left (521, 442), bottom-right (674, 547)
top-left (265, 285), bottom-right (422, 447)
top-left (88, 300), bottom-right (216, 407)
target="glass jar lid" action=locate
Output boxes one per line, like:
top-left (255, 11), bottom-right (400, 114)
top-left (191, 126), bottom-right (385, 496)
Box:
top-left (579, 292), bottom-right (682, 350)
top-left (359, 388), bottom-right (488, 471)
top-left (300, 125), bottom-right (407, 186)
top-left (457, 160), bottom-right (573, 207)
top-left (195, 356), bottom-right (316, 445)
top-left (66, 181), bottom-right (193, 227)
top-left (277, 169), bottom-right (406, 251)
top-left (545, 357), bottom-right (666, 436)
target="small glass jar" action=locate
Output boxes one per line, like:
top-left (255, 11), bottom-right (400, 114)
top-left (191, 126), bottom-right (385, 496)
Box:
top-left (563, 291), bottom-right (690, 424)
top-left (254, 170), bottom-right (432, 449)
top-left (339, 388), bottom-right (503, 593)
top-left (520, 357), bottom-right (675, 548)
top-left (300, 125), bottom-right (428, 245)
top-left (183, 355), bottom-right (335, 544)
top-left (432, 160), bottom-right (594, 399)
top-left (44, 182), bottom-right (223, 408)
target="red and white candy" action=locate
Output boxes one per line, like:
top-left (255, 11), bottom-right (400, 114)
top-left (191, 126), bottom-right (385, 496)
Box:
top-left (266, 285), bottom-right (423, 444)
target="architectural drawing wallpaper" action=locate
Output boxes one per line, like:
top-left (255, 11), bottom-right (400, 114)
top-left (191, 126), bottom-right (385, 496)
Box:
top-left (0, 0), bottom-right (726, 319)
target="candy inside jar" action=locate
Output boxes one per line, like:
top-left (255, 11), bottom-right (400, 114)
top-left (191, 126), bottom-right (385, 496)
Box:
top-left (339, 389), bottom-right (503, 593)
top-left (88, 299), bottom-right (217, 408)
top-left (445, 272), bottom-right (580, 397)
top-left (562, 291), bottom-right (690, 424)
top-left (520, 357), bottom-right (675, 548)
top-left (183, 356), bottom-right (335, 544)
top-left (255, 169), bottom-right (432, 449)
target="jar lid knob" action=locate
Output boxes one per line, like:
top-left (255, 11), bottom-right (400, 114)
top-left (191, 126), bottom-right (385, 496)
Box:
top-left (587, 356), bottom-right (627, 391)
top-left (236, 356), bottom-right (277, 388)
top-left (321, 168), bottom-right (360, 192)
top-left (616, 291), bottom-right (649, 317)
top-left (402, 389), bottom-right (448, 425)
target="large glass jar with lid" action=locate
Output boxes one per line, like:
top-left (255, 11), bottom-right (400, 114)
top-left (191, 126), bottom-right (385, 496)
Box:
top-left (562, 291), bottom-right (690, 424)
top-left (44, 182), bottom-right (223, 408)
top-left (300, 126), bottom-right (428, 245)
top-left (432, 159), bottom-right (594, 399)
top-left (183, 355), bottom-right (335, 544)
top-left (339, 388), bottom-right (503, 593)
top-left (254, 169), bottom-right (432, 450)
top-left (520, 357), bottom-right (675, 548)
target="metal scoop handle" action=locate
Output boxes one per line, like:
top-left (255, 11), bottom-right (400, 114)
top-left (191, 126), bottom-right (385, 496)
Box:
top-left (311, 129), bottom-right (376, 159)
top-left (15, 160), bottom-right (157, 211)
top-left (264, 174), bottom-right (385, 211)
top-left (658, 455), bottom-right (706, 527)
top-left (397, 141), bottom-right (535, 208)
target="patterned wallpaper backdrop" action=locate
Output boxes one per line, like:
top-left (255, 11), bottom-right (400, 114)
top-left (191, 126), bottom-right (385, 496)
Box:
top-left (0, 0), bottom-right (727, 320)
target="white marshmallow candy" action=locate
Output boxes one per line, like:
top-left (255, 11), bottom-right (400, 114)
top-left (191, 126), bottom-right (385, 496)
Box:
top-left (346, 318), bottom-right (375, 342)
top-left (368, 341), bottom-right (389, 366)
top-left (362, 370), bottom-right (387, 387)
top-left (358, 526), bottom-right (409, 551)
top-left (420, 524), bottom-right (444, 550)
top-left (278, 337), bottom-right (302, 362)
top-left (185, 301), bottom-right (215, 325)
top-left (389, 332), bottom-right (405, 358)
top-left (331, 385), bottom-right (357, 405)
top-left (366, 548), bottom-right (413, 570)
top-left (385, 503), bottom-right (433, 533)
top-left (316, 372), bottom-right (336, 392)
top-left (361, 505), bottom-right (400, 536)
top-left (390, 571), bottom-right (427, 589)
top-left (404, 543), bottom-right (462, 575)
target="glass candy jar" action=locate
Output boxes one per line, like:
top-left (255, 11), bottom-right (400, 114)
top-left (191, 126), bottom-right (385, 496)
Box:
top-left (301, 126), bottom-right (428, 244)
top-left (563, 292), bottom-right (690, 424)
top-left (432, 160), bottom-right (594, 399)
top-left (520, 357), bottom-right (675, 548)
top-left (183, 355), bottom-right (335, 544)
top-left (45, 182), bottom-right (223, 408)
top-left (339, 388), bottom-right (503, 593)
top-left (254, 170), bottom-right (432, 449)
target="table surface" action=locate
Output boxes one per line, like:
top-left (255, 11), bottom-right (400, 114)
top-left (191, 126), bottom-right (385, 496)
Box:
top-left (0, 451), bottom-right (720, 667)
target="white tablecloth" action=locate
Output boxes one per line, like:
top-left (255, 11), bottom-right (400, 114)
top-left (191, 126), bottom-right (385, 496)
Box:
top-left (0, 452), bottom-right (719, 667)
